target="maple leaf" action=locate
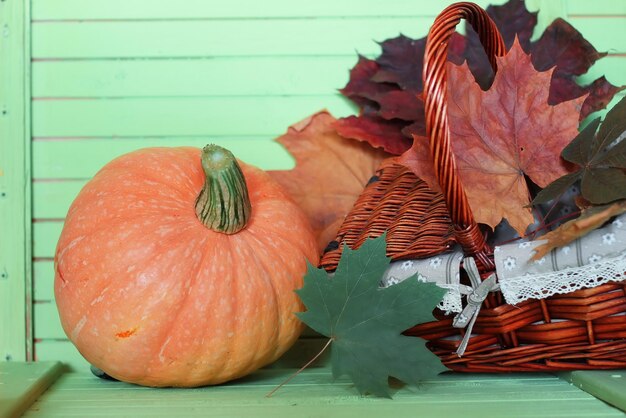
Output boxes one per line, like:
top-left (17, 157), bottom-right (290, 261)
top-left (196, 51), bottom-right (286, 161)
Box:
top-left (334, 114), bottom-right (412, 154)
top-left (462, 0), bottom-right (537, 89)
top-left (336, 0), bottom-right (623, 153)
top-left (400, 40), bottom-right (583, 234)
top-left (370, 35), bottom-right (427, 93)
top-left (340, 55), bottom-right (393, 112)
top-left (268, 111), bottom-right (389, 252)
top-left (533, 95), bottom-right (626, 206)
top-left (296, 234), bottom-right (448, 398)
top-left (532, 201), bottom-right (626, 260)
top-left (531, 19), bottom-right (626, 119)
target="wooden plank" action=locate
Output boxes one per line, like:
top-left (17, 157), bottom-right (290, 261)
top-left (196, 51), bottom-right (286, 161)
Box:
top-left (0, 362), bottom-right (65, 418)
top-left (560, 370), bottom-right (626, 413)
top-left (566, 0), bottom-right (626, 15)
top-left (30, 18), bottom-right (446, 59)
top-left (32, 57), bottom-right (354, 98)
top-left (33, 222), bottom-right (62, 259)
top-left (32, 181), bottom-right (84, 219)
top-left (34, 303), bottom-right (64, 340)
top-left (23, 368), bottom-right (624, 417)
top-left (32, 55), bottom-right (625, 99)
top-left (32, 137), bottom-right (295, 180)
top-left (31, 0), bottom-right (508, 20)
top-left (34, 261), bottom-right (55, 301)
top-left (0, 0), bottom-right (32, 362)
top-left (34, 341), bottom-right (89, 373)
top-left (32, 96), bottom-right (354, 137)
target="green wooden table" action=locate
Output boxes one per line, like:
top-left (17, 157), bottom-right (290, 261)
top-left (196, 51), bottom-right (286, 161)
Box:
top-left (3, 362), bottom-right (625, 418)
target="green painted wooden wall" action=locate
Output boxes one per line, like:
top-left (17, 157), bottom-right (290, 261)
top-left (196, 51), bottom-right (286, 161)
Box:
top-left (1, 0), bottom-right (625, 370)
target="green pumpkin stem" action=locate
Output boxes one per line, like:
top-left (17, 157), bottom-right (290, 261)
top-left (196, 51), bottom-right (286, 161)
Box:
top-left (195, 144), bottom-right (251, 234)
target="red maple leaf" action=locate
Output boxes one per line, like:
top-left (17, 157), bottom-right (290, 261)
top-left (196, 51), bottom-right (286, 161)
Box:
top-left (336, 0), bottom-right (623, 154)
top-left (399, 40), bottom-right (584, 234)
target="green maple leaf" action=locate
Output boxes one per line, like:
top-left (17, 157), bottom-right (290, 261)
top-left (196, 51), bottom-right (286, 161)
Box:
top-left (534, 96), bottom-right (626, 205)
top-left (296, 234), bottom-right (448, 398)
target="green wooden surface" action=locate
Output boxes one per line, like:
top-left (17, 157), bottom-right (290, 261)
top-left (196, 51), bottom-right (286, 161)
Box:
top-left (32, 57), bottom-right (356, 97)
top-left (28, 0), bottom-right (561, 20)
top-left (32, 137), bottom-right (297, 178)
top-left (21, 368), bottom-right (626, 418)
top-left (0, 0), bottom-right (32, 363)
top-left (0, 361), bottom-right (65, 418)
top-left (31, 97), bottom-right (354, 137)
top-left (562, 371), bottom-right (626, 414)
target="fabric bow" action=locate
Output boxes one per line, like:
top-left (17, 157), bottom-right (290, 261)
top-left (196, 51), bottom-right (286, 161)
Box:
top-left (452, 257), bottom-right (499, 357)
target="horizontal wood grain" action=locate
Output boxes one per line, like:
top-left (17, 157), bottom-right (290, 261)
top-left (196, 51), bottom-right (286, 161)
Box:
top-left (34, 341), bottom-right (89, 372)
top-left (32, 182), bottom-right (84, 219)
top-left (0, 362), bottom-right (65, 418)
top-left (566, 0), bottom-right (626, 16)
top-left (32, 56), bottom-right (354, 98)
top-left (32, 136), bottom-right (295, 180)
top-left (562, 370), bottom-right (626, 413)
top-left (23, 367), bottom-right (624, 417)
top-left (32, 96), bottom-right (354, 137)
top-left (33, 222), bottom-right (62, 258)
top-left (32, 18), bottom-right (437, 59)
top-left (32, 54), bottom-right (626, 99)
top-left (31, 0), bottom-right (508, 20)
top-left (34, 303), bottom-right (64, 340)
top-left (34, 260), bottom-right (54, 301)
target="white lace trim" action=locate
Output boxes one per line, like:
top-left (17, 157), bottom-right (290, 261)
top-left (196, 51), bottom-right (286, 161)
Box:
top-left (438, 285), bottom-right (463, 314)
top-left (499, 250), bottom-right (626, 305)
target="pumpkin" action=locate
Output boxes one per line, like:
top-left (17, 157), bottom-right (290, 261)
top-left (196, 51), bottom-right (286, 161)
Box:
top-left (54, 145), bottom-right (318, 387)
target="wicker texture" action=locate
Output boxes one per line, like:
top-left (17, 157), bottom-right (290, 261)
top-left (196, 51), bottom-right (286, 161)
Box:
top-left (320, 159), bottom-right (456, 270)
top-left (320, 2), bottom-right (626, 371)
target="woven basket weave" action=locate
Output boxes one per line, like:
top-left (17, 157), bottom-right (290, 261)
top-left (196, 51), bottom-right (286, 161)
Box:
top-left (320, 2), bottom-right (626, 372)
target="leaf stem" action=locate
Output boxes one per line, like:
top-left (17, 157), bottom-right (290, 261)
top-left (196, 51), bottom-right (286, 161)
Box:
top-left (265, 338), bottom-right (333, 398)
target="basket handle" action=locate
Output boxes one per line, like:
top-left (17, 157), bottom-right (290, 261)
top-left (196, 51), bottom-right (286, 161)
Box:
top-left (423, 2), bottom-right (505, 257)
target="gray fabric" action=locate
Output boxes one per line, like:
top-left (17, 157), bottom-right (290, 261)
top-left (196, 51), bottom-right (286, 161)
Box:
top-left (495, 214), bottom-right (626, 277)
top-left (382, 250), bottom-right (466, 313)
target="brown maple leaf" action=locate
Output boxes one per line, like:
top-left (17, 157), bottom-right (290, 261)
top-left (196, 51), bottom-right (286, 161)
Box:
top-left (268, 111), bottom-right (389, 252)
top-left (399, 39), bottom-right (583, 234)
top-left (532, 200), bottom-right (626, 260)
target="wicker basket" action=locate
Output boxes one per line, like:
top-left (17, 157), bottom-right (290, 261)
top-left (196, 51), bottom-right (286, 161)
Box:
top-left (320, 2), bottom-right (626, 372)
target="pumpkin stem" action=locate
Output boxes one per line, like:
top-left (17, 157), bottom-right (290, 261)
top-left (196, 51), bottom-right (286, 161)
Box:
top-left (195, 144), bottom-right (251, 234)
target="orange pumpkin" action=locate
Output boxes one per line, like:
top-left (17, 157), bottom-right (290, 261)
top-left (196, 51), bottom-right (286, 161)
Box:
top-left (54, 145), bottom-right (318, 387)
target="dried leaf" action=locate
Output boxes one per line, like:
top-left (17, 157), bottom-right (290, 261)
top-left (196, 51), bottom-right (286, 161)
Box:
top-left (377, 90), bottom-right (424, 122)
top-left (532, 18), bottom-right (624, 119)
top-left (371, 35), bottom-right (427, 93)
top-left (532, 200), bottom-right (626, 260)
top-left (337, 0), bottom-right (623, 152)
top-left (486, 0), bottom-right (537, 50)
top-left (549, 75), bottom-right (626, 120)
top-left (462, 0), bottom-right (537, 89)
top-left (340, 56), bottom-right (393, 112)
top-left (531, 19), bottom-right (604, 76)
top-left (400, 40), bottom-right (583, 234)
top-left (334, 114), bottom-right (412, 154)
top-left (269, 112), bottom-right (389, 252)
top-left (535, 96), bottom-right (626, 205)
